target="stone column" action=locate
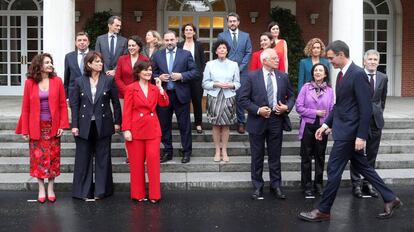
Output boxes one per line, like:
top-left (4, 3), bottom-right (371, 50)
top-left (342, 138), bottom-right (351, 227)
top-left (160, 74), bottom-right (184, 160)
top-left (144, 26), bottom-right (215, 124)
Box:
top-left (331, 0), bottom-right (363, 88)
top-left (43, 0), bottom-right (75, 78)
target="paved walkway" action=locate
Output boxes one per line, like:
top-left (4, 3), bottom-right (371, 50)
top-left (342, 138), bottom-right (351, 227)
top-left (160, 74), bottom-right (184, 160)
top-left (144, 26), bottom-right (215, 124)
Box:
top-left (1, 96), bottom-right (414, 119)
top-left (0, 187), bottom-right (412, 232)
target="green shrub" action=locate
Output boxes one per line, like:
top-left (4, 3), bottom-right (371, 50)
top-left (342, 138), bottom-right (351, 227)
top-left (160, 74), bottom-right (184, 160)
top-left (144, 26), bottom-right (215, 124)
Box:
top-left (83, 10), bottom-right (113, 48)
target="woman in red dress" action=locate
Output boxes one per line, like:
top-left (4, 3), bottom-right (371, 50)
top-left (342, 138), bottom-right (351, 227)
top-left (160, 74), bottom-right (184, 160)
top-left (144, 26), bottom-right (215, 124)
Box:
top-left (122, 61), bottom-right (169, 203)
top-left (268, 21), bottom-right (288, 73)
top-left (115, 35), bottom-right (149, 164)
top-left (16, 53), bottom-right (69, 203)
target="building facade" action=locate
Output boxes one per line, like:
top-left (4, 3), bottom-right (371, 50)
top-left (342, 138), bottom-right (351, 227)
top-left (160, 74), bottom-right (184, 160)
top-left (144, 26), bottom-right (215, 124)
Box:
top-left (1, 0), bottom-right (413, 96)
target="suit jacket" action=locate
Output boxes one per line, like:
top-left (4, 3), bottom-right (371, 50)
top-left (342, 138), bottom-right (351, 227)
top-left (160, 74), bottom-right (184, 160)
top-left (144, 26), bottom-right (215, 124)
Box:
top-left (64, 50), bottom-right (89, 99)
top-left (122, 82), bottom-right (169, 140)
top-left (218, 30), bottom-right (252, 75)
top-left (114, 54), bottom-right (150, 98)
top-left (370, 71), bottom-right (388, 129)
top-left (325, 62), bottom-right (372, 140)
top-left (298, 57), bottom-right (330, 91)
top-left (249, 50), bottom-right (263, 71)
top-left (177, 40), bottom-right (206, 80)
top-left (70, 74), bottom-right (122, 140)
top-left (151, 48), bottom-right (198, 104)
top-left (239, 69), bottom-right (295, 135)
top-left (95, 34), bottom-right (128, 72)
top-left (16, 77), bottom-right (69, 140)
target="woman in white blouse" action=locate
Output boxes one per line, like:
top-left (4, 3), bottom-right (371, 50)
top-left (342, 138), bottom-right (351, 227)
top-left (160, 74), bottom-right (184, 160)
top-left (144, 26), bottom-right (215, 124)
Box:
top-left (202, 40), bottom-right (240, 162)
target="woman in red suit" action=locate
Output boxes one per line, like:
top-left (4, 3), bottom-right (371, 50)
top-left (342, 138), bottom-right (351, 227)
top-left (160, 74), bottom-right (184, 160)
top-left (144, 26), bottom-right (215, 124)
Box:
top-left (16, 53), bottom-right (69, 203)
top-left (115, 35), bottom-right (149, 163)
top-left (249, 32), bottom-right (275, 71)
top-left (122, 61), bottom-right (169, 203)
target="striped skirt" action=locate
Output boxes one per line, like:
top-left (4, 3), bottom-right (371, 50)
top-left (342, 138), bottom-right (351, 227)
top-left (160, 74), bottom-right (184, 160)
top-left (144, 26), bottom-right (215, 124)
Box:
top-left (29, 120), bottom-right (61, 179)
top-left (206, 90), bottom-right (237, 126)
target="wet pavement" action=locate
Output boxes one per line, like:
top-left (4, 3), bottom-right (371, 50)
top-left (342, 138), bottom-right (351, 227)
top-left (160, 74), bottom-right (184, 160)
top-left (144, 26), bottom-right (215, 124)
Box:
top-left (0, 186), bottom-right (412, 232)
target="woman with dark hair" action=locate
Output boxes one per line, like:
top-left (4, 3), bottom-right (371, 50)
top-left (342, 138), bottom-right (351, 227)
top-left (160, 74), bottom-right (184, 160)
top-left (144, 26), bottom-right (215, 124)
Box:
top-left (71, 51), bottom-right (122, 200)
top-left (177, 23), bottom-right (206, 133)
top-left (115, 35), bottom-right (149, 163)
top-left (122, 61), bottom-right (169, 203)
top-left (249, 32), bottom-right (275, 71)
top-left (298, 38), bottom-right (330, 91)
top-left (295, 63), bottom-right (334, 198)
top-left (143, 30), bottom-right (163, 59)
top-left (202, 40), bottom-right (240, 162)
top-left (16, 53), bottom-right (69, 203)
top-left (268, 21), bottom-right (288, 73)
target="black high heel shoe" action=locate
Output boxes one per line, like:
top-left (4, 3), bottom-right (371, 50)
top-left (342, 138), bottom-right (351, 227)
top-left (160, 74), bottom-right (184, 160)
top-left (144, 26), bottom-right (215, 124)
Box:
top-left (196, 125), bottom-right (203, 134)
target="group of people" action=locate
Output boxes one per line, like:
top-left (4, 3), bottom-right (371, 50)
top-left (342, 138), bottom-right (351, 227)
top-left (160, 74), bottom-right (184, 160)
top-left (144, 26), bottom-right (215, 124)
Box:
top-left (15, 12), bottom-right (402, 221)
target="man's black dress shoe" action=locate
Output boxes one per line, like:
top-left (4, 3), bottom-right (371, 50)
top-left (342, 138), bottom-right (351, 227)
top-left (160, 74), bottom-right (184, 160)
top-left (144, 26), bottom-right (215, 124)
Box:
top-left (304, 189), bottom-right (314, 198)
top-left (377, 197), bottom-right (403, 219)
top-left (353, 186), bottom-right (363, 198)
top-left (298, 209), bottom-right (331, 222)
top-left (365, 184), bottom-right (379, 198)
top-left (160, 154), bottom-right (172, 163)
top-left (270, 187), bottom-right (286, 199)
top-left (181, 156), bottom-right (190, 163)
top-left (251, 189), bottom-right (264, 200)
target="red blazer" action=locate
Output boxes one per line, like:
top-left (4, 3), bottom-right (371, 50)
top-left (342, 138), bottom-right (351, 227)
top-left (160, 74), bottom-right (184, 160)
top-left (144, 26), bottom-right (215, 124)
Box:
top-left (16, 77), bottom-right (69, 140)
top-left (249, 50), bottom-right (263, 71)
top-left (122, 82), bottom-right (169, 140)
top-left (115, 54), bottom-right (149, 98)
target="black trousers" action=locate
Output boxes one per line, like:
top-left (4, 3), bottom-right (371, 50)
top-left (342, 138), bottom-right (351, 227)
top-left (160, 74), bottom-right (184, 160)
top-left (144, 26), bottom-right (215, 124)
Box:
top-left (157, 90), bottom-right (192, 157)
top-left (249, 116), bottom-right (283, 190)
top-left (300, 122), bottom-right (328, 190)
top-left (72, 121), bottom-right (113, 199)
top-left (350, 119), bottom-right (382, 187)
top-left (190, 76), bottom-right (203, 127)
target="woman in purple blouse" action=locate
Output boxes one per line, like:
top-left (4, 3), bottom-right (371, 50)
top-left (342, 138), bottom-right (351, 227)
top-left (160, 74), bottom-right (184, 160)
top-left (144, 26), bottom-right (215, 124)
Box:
top-left (295, 63), bottom-right (334, 198)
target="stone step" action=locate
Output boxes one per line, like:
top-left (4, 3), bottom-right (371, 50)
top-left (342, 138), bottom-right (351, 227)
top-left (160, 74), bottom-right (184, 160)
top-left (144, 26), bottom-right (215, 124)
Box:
top-left (1, 154), bottom-right (413, 173)
top-left (2, 117), bottom-right (414, 130)
top-left (0, 140), bottom-right (409, 158)
top-left (1, 169), bottom-right (414, 191)
top-left (1, 140), bottom-right (414, 157)
top-left (2, 128), bottom-right (414, 143)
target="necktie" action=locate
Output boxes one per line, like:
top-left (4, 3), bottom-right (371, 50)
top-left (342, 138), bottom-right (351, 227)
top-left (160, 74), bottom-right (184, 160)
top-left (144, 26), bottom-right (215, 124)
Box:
top-left (267, 72), bottom-right (274, 108)
top-left (79, 52), bottom-right (85, 75)
top-left (336, 71), bottom-right (343, 85)
top-left (167, 49), bottom-right (175, 90)
top-left (368, 74), bottom-right (375, 91)
top-left (110, 35), bottom-right (115, 60)
top-left (232, 32), bottom-right (237, 48)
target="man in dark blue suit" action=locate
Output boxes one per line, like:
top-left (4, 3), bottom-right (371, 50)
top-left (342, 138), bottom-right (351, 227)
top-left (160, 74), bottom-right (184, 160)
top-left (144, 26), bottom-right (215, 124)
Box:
top-left (152, 30), bottom-right (198, 163)
top-left (299, 41), bottom-right (401, 222)
top-left (239, 48), bottom-right (294, 200)
top-left (218, 12), bottom-right (252, 134)
top-left (64, 31), bottom-right (90, 100)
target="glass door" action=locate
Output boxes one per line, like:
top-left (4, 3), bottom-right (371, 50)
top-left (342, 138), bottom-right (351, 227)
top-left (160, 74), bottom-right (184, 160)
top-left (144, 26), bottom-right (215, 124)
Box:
top-left (0, 13), bottom-right (42, 95)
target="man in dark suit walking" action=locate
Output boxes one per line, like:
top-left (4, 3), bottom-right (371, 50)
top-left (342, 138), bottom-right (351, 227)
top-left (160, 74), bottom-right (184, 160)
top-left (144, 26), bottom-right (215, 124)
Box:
top-left (64, 31), bottom-right (90, 100)
top-left (95, 16), bottom-right (128, 76)
top-left (298, 41), bottom-right (401, 222)
top-left (152, 31), bottom-right (198, 164)
top-left (239, 48), bottom-right (294, 200)
top-left (218, 12), bottom-right (252, 134)
top-left (350, 49), bottom-right (388, 198)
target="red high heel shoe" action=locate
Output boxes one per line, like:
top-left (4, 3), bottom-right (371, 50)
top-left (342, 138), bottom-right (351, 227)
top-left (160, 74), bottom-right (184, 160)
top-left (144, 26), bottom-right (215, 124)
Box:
top-left (48, 196), bottom-right (56, 203)
top-left (38, 197), bottom-right (46, 203)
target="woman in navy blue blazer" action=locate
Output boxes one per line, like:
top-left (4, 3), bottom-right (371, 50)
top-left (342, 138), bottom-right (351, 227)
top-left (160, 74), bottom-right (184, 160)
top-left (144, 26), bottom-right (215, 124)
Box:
top-left (297, 38), bottom-right (330, 92)
top-left (70, 51), bottom-right (122, 200)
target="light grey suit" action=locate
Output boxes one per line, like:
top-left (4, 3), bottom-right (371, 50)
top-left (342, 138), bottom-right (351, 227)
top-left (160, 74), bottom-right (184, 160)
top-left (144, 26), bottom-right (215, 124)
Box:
top-left (350, 70), bottom-right (388, 187)
top-left (95, 34), bottom-right (128, 72)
